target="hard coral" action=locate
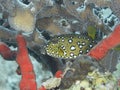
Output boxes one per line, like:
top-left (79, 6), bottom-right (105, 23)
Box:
top-left (8, 1), bottom-right (36, 33)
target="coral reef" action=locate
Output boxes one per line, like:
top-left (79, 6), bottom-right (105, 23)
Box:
top-left (0, 0), bottom-right (120, 90)
top-left (65, 70), bottom-right (117, 90)
top-left (60, 56), bottom-right (100, 89)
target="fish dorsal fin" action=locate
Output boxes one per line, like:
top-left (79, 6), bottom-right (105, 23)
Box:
top-left (87, 26), bottom-right (97, 40)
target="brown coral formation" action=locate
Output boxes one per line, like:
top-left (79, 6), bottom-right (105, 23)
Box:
top-left (63, 0), bottom-right (85, 20)
top-left (8, 7), bottom-right (36, 33)
top-left (60, 56), bottom-right (100, 89)
top-left (7, 0), bottom-right (37, 33)
top-left (86, 0), bottom-right (111, 7)
top-left (36, 17), bottom-right (72, 36)
top-left (63, 0), bottom-right (111, 20)
top-left (111, 0), bottom-right (120, 20)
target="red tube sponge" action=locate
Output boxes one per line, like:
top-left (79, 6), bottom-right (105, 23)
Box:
top-left (0, 42), bottom-right (16, 60)
top-left (88, 24), bottom-right (120, 60)
top-left (39, 86), bottom-right (46, 90)
top-left (16, 34), bottom-right (37, 90)
top-left (55, 70), bottom-right (63, 78)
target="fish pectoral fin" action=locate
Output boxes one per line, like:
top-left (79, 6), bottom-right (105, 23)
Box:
top-left (58, 46), bottom-right (65, 56)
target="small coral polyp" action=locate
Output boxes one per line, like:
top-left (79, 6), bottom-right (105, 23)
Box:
top-left (8, 6), bottom-right (35, 34)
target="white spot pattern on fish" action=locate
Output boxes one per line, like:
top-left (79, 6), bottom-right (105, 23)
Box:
top-left (45, 34), bottom-right (96, 59)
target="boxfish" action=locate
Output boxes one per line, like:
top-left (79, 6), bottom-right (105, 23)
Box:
top-left (45, 34), bottom-right (96, 59)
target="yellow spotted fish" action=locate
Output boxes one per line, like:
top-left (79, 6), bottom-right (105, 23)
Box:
top-left (45, 34), bottom-right (96, 59)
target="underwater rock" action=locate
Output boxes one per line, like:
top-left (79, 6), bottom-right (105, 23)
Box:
top-left (60, 56), bottom-right (100, 89)
top-left (65, 70), bottom-right (117, 90)
top-left (113, 58), bottom-right (120, 82)
top-left (99, 50), bottom-right (120, 72)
